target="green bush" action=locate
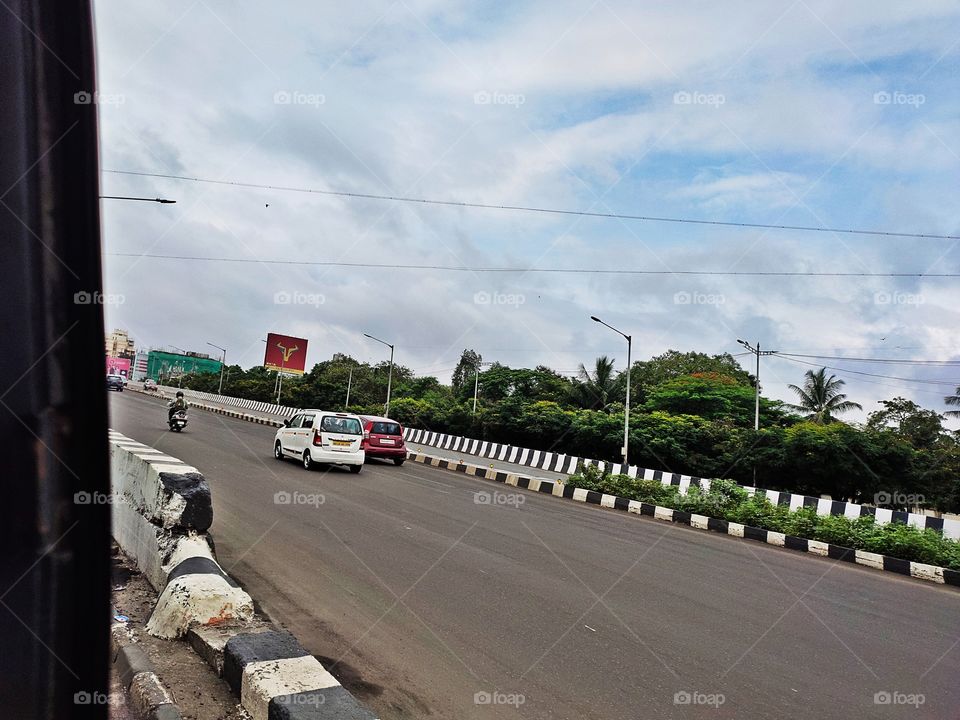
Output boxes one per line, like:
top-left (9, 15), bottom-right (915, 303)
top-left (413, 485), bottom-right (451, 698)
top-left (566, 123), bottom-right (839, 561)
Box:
top-left (568, 465), bottom-right (677, 505)
top-left (565, 467), bottom-right (960, 569)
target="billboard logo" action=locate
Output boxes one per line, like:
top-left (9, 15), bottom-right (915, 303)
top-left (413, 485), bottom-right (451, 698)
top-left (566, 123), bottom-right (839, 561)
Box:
top-left (264, 332), bottom-right (309, 375)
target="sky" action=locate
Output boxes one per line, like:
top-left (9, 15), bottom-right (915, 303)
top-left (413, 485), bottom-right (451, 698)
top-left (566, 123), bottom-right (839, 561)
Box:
top-left (94, 0), bottom-right (960, 427)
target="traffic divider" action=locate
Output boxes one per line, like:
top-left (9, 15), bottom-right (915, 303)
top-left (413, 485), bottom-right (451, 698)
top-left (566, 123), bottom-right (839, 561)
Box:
top-left (406, 451), bottom-right (960, 589)
top-left (403, 427), bottom-right (960, 540)
top-left (109, 431), bottom-right (254, 639)
top-left (110, 429), bottom-right (380, 718)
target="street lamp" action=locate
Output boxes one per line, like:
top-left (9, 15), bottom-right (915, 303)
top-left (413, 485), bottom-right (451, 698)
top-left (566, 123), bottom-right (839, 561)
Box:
top-left (363, 333), bottom-right (394, 417)
top-left (99, 195), bottom-right (176, 203)
top-left (472, 361), bottom-right (492, 414)
top-left (591, 315), bottom-right (632, 465)
top-left (206, 342), bottom-right (226, 395)
top-left (170, 346), bottom-right (186, 388)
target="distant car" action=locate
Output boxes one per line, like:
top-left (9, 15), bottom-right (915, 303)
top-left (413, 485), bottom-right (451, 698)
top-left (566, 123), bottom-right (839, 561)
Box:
top-left (274, 410), bottom-right (364, 472)
top-left (359, 415), bottom-right (406, 465)
top-left (106, 374), bottom-right (124, 392)
top-left (144, 379), bottom-right (158, 391)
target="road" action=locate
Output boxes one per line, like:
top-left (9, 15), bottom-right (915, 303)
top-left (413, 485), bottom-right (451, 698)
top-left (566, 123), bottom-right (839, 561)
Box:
top-left (110, 390), bottom-right (959, 720)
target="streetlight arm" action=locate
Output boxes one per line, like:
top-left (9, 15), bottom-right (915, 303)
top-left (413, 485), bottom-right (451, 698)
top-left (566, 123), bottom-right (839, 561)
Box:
top-left (591, 315), bottom-right (629, 340)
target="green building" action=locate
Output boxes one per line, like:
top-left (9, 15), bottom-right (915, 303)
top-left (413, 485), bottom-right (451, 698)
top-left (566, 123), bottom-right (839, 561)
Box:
top-left (146, 350), bottom-right (222, 382)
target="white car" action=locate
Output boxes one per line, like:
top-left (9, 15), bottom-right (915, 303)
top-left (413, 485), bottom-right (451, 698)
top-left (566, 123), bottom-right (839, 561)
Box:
top-left (274, 410), bottom-right (365, 473)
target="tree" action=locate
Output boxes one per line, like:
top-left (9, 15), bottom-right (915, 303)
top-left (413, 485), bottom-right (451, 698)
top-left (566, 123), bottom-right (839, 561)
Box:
top-left (451, 349), bottom-right (482, 393)
top-left (630, 350), bottom-right (753, 403)
top-left (786, 368), bottom-right (862, 423)
top-left (570, 356), bottom-right (620, 410)
top-left (946, 386), bottom-right (960, 418)
top-left (644, 373), bottom-right (768, 426)
top-left (867, 397), bottom-right (944, 449)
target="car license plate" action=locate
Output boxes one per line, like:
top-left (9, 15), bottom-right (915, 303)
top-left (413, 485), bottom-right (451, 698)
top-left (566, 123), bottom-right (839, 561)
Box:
top-left (333, 440), bottom-right (351, 447)
top-left (380, 438), bottom-right (395, 445)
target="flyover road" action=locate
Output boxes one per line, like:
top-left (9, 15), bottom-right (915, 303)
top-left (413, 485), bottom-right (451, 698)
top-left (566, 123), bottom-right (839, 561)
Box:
top-left (110, 390), bottom-right (959, 720)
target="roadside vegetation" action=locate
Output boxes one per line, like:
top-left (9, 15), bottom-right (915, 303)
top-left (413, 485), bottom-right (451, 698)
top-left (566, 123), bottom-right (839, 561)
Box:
top-left (567, 465), bottom-right (960, 570)
top-left (176, 348), bottom-right (960, 514)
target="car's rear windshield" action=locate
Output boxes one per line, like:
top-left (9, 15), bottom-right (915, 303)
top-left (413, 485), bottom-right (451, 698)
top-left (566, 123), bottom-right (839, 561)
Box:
top-left (320, 416), bottom-right (362, 435)
top-left (371, 421), bottom-right (401, 435)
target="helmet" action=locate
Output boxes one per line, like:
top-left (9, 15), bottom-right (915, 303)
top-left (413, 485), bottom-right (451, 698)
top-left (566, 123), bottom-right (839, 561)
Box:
top-left (176, 391), bottom-right (184, 398)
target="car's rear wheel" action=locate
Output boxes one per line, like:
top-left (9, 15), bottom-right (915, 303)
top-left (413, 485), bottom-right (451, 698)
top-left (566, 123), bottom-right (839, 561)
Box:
top-left (393, 458), bottom-right (405, 466)
top-left (274, 441), bottom-right (283, 460)
top-left (349, 464), bottom-right (362, 474)
top-left (302, 450), bottom-right (314, 470)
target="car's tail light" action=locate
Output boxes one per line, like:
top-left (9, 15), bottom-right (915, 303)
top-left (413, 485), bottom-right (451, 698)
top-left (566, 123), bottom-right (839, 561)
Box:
top-left (313, 429), bottom-right (323, 446)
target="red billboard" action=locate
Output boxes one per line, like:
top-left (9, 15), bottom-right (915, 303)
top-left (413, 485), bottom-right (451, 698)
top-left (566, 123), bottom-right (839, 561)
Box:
top-left (264, 333), bottom-right (308, 375)
top-left (106, 357), bottom-right (131, 378)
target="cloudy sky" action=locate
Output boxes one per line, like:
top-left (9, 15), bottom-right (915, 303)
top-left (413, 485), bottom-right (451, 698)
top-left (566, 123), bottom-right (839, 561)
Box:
top-left (95, 0), bottom-right (960, 426)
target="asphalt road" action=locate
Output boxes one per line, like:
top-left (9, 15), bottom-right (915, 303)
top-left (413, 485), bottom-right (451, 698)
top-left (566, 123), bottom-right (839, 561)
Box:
top-left (110, 390), bottom-right (959, 720)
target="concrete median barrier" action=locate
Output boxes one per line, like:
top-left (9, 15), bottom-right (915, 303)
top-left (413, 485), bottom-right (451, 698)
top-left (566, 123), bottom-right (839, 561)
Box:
top-left (111, 429), bottom-right (378, 718)
top-left (110, 431), bottom-right (254, 639)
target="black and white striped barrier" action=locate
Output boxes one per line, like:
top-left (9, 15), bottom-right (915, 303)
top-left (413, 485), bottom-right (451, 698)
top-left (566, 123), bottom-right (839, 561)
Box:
top-left (109, 431), bottom-right (254, 639)
top-left (403, 428), bottom-right (960, 541)
top-left (210, 630), bottom-right (379, 720)
top-left (408, 451), bottom-right (960, 588)
top-left (110, 430), bottom-right (380, 718)
top-left (111, 622), bottom-right (182, 719)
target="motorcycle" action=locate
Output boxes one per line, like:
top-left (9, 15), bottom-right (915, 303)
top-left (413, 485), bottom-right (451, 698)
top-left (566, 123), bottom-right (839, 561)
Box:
top-left (168, 409), bottom-right (188, 432)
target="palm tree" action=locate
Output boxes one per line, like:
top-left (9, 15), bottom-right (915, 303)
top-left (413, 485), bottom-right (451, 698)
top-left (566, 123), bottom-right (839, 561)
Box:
top-left (946, 386), bottom-right (960, 418)
top-left (571, 356), bottom-right (620, 410)
top-left (787, 367), bottom-right (862, 423)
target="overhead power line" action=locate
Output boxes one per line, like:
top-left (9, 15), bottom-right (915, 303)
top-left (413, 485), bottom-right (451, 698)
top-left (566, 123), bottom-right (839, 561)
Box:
top-left (103, 252), bottom-right (960, 278)
top-left (777, 352), bottom-right (960, 366)
top-left (776, 355), bottom-right (960, 386)
top-left (102, 169), bottom-right (960, 241)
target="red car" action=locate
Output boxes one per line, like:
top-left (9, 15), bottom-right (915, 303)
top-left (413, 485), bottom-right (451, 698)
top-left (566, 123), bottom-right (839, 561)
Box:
top-left (359, 415), bottom-right (407, 465)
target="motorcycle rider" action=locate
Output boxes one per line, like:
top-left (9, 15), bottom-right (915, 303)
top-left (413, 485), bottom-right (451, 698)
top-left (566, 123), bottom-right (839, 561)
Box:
top-left (168, 390), bottom-right (188, 423)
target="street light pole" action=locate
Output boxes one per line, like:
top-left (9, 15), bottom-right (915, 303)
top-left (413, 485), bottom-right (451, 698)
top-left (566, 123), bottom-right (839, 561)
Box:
top-left (345, 366), bottom-right (353, 409)
top-left (472, 361), bottom-right (491, 414)
top-left (363, 333), bottom-right (395, 417)
top-left (207, 342), bottom-right (226, 395)
top-left (590, 316), bottom-right (632, 465)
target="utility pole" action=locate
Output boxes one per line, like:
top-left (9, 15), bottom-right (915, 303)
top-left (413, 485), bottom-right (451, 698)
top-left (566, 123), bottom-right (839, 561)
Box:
top-left (736, 339), bottom-right (778, 431)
